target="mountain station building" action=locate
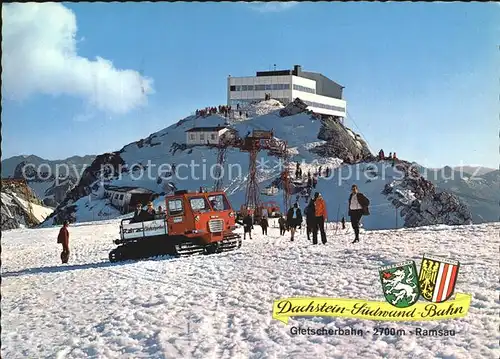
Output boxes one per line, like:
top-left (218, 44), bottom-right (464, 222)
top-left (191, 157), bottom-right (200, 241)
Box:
top-left (227, 65), bottom-right (347, 118)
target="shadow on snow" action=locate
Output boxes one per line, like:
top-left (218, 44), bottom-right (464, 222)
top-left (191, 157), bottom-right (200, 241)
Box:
top-left (2, 256), bottom-right (178, 278)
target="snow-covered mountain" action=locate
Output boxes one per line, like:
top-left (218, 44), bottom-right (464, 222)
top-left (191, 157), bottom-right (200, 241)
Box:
top-left (41, 100), bottom-right (471, 229)
top-left (2, 219), bottom-right (499, 358)
top-left (414, 166), bottom-right (500, 224)
top-left (1, 181), bottom-right (54, 230)
top-left (1, 154), bottom-right (95, 207)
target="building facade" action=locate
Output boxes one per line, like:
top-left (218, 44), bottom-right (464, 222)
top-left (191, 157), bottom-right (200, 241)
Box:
top-left (185, 126), bottom-right (230, 145)
top-left (227, 65), bottom-right (347, 118)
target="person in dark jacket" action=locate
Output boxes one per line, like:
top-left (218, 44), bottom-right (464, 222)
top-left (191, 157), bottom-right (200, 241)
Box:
top-left (57, 220), bottom-right (70, 264)
top-left (242, 214), bottom-right (253, 239)
top-left (304, 198), bottom-right (316, 241)
top-left (130, 203), bottom-right (145, 223)
top-left (278, 216), bottom-right (286, 235)
top-left (260, 216), bottom-right (269, 235)
top-left (145, 202), bottom-right (156, 220)
top-left (348, 184), bottom-right (370, 243)
top-left (286, 203), bottom-right (302, 241)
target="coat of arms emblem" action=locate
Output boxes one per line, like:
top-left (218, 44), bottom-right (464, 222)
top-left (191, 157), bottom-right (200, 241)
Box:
top-left (379, 261), bottom-right (420, 308)
top-left (418, 254), bottom-right (460, 303)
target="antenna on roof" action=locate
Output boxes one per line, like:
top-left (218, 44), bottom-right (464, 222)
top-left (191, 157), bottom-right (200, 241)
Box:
top-left (274, 64), bottom-right (276, 71)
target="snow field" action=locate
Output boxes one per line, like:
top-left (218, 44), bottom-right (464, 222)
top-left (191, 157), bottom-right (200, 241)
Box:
top-left (2, 220), bottom-right (498, 359)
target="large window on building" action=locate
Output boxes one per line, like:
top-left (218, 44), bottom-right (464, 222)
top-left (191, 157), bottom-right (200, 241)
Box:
top-left (230, 83), bottom-right (290, 92)
top-left (293, 84), bottom-right (316, 94)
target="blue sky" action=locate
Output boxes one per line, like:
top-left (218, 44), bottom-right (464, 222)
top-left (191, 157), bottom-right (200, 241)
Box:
top-left (2, 2), bottom-right (498, 168)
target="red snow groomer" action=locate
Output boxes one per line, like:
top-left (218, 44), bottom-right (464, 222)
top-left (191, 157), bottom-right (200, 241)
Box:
top-left (109, 189), bottom-right (242, 262)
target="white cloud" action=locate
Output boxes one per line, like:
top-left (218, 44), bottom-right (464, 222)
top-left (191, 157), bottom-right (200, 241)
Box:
top-left (249, 2), bottom-right (298, 13)
top-left (1, 3), bottom-right (154, 115)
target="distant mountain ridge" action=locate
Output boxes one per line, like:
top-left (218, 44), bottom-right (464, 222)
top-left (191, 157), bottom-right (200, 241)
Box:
top-left (1, 154), bottom-right (96, 178)
top-left (1, 154), bottom-right (96, 207)
top-left (426, 165), bottom-right (496, 177)
top-left (414, 165), bottom-right (499, 223)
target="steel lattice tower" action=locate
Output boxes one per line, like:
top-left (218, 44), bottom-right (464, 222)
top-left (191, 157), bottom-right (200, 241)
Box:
top-left (211, 129), bottom-right (289, 216)
top-left (244, 148), bottom-right (260, 211)
top-left (213, 145), bottom-right (227, 191)
top-left (281, 143), bottom-right (292, 211)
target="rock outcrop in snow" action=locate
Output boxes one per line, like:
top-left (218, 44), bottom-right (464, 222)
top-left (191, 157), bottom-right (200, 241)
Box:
top-left (381, 161), bottom-right (473, 227)
top-left (1, 155), bottom-right (95, 208)
top-left (241, 99), bottom-right (284, 119)
top-left (42, 152), bottom-right (126, 225)
top-left (312, 117), bottom-right (375, 164)
top-left (1, 182), bottom-right (53, 230)
top-left (279, 98), bottom-right (309, 117)
top-left (41, 177), bottom-right (78, 207)
top-left (9, 161), bottom-right (79, 207)
top-left (278, 99), bottom-right (374, 164)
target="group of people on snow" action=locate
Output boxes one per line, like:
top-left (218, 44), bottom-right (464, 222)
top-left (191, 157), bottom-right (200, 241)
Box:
top-left (295, 164), bottom-right (333, 181)
top-left (237, 186), bottom-right (371, 245)
top-left (378, 149), bottom-right (399, 166)
top-left (194, 104), bottom-right (250, 120)
top-left (195, 106), bottom-right (222, 118)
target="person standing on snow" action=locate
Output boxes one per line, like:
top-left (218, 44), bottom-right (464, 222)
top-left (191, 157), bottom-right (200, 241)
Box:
top-left (348, 184), bottom-right (370, 243)
top-left (57, 220), bottom-right (70, 264)
top-left (237, 213), bottom-right (254, 239)
top-left (260, 216), bottom-right (269, 235)
top-left (312, 192), bottom-right (327, 245)
top-left (278, 215), bottom-right (287, 236)
top-left (286, 203), bottom-right (302, 241)
top-left (304, 198), bottom-right (316, 241)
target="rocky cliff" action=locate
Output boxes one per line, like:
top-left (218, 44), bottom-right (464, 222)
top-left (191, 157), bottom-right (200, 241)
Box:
top-left (381, 161), bottom-right (473, 227)
top-left (1, 181), bottom-right (53, 230)
top-left (41, 152), bottom-right (125, 225)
